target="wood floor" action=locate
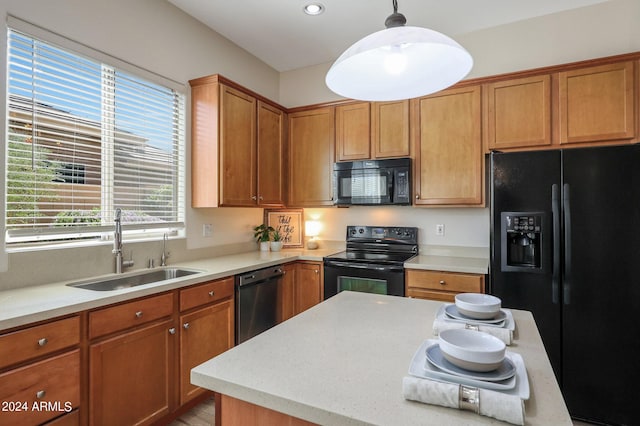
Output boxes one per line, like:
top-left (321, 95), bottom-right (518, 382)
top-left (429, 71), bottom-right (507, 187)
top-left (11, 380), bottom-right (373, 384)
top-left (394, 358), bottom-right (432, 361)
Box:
top-left (169, 397), bottom-right (215, 426)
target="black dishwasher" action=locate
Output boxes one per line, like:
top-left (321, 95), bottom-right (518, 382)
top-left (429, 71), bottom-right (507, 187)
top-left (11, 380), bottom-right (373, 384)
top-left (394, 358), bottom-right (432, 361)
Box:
top-left (235, 265), bottom-right (283, 344)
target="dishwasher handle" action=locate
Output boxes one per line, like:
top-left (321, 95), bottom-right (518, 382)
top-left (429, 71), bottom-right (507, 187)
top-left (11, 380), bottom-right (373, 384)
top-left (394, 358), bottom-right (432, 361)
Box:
top-left (237, 267), bottom-right (283, 287)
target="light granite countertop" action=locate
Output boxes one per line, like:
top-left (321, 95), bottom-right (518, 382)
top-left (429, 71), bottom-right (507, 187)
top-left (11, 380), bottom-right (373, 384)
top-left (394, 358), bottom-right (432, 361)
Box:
top-left (0, 244), bottom-right (489, 331)
top-left (191, 291), bottom-right (571, 426)
top-left (0, 248), bottom-right (336, 331)
top-left (405, 245), bottom-right (489, 274)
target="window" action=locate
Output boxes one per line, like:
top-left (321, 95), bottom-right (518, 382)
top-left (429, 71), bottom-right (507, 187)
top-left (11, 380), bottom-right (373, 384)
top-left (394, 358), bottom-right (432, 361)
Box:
top-left (5, 19), bottom-right (185, 245)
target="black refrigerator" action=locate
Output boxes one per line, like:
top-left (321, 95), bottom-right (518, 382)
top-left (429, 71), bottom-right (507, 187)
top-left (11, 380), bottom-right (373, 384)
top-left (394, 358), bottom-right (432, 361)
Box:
top-left (490, 145), bottom-right (640, 425)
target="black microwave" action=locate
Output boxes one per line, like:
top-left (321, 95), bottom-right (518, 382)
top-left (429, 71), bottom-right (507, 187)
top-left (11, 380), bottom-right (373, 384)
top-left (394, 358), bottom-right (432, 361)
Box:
top-left (333, 158), bottom-right (411, 206)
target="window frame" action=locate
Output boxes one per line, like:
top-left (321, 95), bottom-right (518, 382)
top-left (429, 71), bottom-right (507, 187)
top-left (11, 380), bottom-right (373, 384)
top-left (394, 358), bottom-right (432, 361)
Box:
top-left (4, 16), bottom-right (186, 249)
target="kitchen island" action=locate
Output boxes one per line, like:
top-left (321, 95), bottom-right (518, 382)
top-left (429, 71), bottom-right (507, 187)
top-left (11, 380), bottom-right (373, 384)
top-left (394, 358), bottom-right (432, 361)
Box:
top-left (191, 291), bottom-right (571, 425)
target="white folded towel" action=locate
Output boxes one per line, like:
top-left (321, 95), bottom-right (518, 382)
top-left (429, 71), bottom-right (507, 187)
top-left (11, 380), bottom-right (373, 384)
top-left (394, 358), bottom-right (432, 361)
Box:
top-left (433, 318), bottom-right (513, 345)
top-left (402, 376), bottom-right (525, 425)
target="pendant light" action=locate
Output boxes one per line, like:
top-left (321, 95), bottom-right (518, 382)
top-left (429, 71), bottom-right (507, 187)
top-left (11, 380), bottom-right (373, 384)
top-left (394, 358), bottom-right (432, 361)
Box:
top-left (325, 0), bottom-right (473, 101)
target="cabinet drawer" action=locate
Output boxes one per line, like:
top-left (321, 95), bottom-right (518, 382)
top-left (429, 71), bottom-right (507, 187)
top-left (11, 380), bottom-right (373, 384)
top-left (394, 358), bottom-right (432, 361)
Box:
top-left (0, 350), bottom-right (80, 426)
top-left (0, 316), bottom-right (80, 370)
top-left (43, 409), bottom-right (80, 426)
top-left (89, 292), bottom-right (174, 339)
top-left (407, 288), bottom-right (458, 303)
top-left (406, 270), bottom-right (484, 293)
top-left (180, 277), bottom-right (234, 311)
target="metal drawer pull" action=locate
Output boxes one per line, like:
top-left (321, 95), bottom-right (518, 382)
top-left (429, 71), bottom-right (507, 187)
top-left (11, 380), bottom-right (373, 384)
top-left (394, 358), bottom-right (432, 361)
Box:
top-left (135, 311), bottom-right (143, 318)
top-left (36, 390), bottom-right (46, 399)
top-left (439, 280), bottom-right (446, 285)
top-left (38, 338), bottom-right (48, 347)
top-left (183, 323), bottom-right (190, 330)
top-left (169, 328), bottom-right (176, 335)
top-left (208, 291), bottom-right (215, 297)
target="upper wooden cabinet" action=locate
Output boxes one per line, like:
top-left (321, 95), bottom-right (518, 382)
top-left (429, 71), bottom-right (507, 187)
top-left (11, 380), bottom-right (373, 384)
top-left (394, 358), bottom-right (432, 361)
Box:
top-left (288, 107), bottom-right (335, 207)
top-left (335, 100), bottom-right (410, 161)
top-left (218, 84), bottom-right (257, 206)
top-left (557, 61), bottom-right (636, 145)
top-left (372, 100), bottom-right (411, 158)
top-left (257, 101), bottom-right (286, 206)
top-left (189, 75), bottom-right (285, 208)
top-left (485, 75), bottom-right (552, 150)
top-left (336, 102), bottom-right (371, 161)
top-left (412, 85), bottom-right (483, 206)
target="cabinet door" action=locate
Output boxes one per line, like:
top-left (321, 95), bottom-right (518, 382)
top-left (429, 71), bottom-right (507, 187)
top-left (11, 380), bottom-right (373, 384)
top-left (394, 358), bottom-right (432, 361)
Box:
top-left (486, 75), bottom-right (551, 150)
top-left (89, 320), bottom-right (174, 426)
top-left (557, 61), bottom-right (635, 144)
top-left (336, 102), bottom-right (371, 161)
top-left (257, 101), bottom-right (286, 207)
top-left (278, 262), bottom-right (296, 322)
top-left (288, 107), bottom-right (335, 206)
top-left (294, 262), bottom-right (322, 315)
top-left (190, 78), bottom-right (220, 208)
top-left (413, 85), bottom-right (483, 206)
top-left (372, 100), bottom-right (410, 158)
top-left (179, 299), bottom-right (234, 405)
top-left (219, 84), bottom-right (257, 206)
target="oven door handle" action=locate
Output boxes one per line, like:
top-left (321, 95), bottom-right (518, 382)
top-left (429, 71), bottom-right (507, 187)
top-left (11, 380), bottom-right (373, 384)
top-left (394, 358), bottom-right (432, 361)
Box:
top-left (324, 260), bottom-right (404, 272)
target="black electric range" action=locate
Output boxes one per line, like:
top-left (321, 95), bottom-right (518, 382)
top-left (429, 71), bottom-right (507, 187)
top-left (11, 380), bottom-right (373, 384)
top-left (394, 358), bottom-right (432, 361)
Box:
top-left (323, 226), bottom-right (418, 298)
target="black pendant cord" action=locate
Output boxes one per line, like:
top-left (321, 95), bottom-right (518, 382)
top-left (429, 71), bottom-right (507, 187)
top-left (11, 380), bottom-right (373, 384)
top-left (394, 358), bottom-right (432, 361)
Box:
top-left (385, 0), bottom-right (407, 28)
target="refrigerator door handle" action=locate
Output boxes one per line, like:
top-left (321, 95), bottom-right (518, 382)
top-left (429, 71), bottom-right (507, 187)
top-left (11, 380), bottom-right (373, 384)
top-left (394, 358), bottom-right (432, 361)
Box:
top-left (552, 184), bottom-right (560, 304)
top-left (563, 183), bottom-right (572, 305)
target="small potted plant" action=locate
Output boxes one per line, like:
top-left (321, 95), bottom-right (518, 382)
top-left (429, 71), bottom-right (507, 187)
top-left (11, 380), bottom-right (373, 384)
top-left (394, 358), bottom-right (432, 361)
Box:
top-left (253, 223), bottom-right (274, 251)
top-left (270, 230), bottom-right (283, 252)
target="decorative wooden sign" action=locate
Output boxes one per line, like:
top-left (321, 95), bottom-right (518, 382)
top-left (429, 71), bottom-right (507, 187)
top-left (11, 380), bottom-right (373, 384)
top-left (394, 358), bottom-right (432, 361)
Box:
top-left (265, 209), bottom-right (304, 248)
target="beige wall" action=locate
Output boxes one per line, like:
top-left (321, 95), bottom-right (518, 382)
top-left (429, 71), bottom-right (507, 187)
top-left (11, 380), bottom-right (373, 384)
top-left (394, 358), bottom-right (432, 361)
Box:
top-left (1, 0), bottom-right (639, 287)
top-left (279, 0), bottom-right (640, 107)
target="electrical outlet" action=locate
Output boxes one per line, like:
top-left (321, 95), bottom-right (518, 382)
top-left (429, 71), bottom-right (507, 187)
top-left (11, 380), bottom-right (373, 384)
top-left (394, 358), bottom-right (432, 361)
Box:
top-left (435, 224), bottom-right (445, 236)
top-left (202, 223), bottom-right (213, 237)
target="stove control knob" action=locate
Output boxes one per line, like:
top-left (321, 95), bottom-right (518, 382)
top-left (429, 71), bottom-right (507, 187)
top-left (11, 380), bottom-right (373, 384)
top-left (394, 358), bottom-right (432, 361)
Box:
top-left (358, 228), bottom-right (364, 234)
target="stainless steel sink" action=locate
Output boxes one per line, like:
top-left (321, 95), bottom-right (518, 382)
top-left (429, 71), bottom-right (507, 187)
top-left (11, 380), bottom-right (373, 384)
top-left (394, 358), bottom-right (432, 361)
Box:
top-left (67, 268), bottom-right (203, 291)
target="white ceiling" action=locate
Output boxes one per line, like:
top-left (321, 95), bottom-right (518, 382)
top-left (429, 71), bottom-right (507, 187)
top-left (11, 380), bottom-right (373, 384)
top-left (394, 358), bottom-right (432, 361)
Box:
top-left (168, 0), bottom-right (611, 72)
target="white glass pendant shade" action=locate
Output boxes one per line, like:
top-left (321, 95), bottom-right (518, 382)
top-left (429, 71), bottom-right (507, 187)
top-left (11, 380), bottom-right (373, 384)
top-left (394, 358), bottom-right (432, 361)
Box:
top-left (326, 26), bottom-right (473, 101)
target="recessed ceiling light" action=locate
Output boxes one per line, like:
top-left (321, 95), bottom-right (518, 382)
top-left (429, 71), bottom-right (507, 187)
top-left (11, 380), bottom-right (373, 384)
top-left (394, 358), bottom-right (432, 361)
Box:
top-left (303, 3), bottom-right (325, 16)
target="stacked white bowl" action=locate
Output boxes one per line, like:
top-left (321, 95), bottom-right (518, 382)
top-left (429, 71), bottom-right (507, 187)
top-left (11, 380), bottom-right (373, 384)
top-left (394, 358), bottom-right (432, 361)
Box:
top-left (455, 293), bottom-right (501, 319)
top-left (438, 328), bottom-right (506, 372)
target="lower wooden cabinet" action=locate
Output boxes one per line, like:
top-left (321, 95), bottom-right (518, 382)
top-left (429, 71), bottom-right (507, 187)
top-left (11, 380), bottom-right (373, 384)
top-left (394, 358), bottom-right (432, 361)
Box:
top-left (0, 350), bottom-right (80, 426)
top-left (294, 261), bottom-right (323, 315)
top-left (179, 278), bottom-right (234, 405)
top-left (85, 277), bottom-right (235, 425)
top-left (278, 262), bottom-right (296, 322)
top-left (278, 261), bottom-right (323, 321)
top-left (89, 319), bottom-right (174, 426)
top-left (405, 269), bottom-right (485, 302)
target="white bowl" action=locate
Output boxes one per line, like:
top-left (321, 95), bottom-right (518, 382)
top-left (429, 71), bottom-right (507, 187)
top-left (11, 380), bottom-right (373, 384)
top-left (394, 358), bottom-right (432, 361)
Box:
top-left (438, 329), bottom-right (506, 372)
top-left (455, 293), bottom-right (501, 319)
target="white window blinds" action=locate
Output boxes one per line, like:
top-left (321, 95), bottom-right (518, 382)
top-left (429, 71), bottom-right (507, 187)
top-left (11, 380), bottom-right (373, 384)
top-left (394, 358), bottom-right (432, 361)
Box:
top-left (5, 23), bottom-right (185, 244)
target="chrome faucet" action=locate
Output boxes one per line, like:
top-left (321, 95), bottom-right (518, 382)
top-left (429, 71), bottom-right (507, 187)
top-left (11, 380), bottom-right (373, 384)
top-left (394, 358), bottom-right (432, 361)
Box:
top-left (160, 233), bottom-right (169, 266)
top-left (113, 208), bottom-right (134, 273)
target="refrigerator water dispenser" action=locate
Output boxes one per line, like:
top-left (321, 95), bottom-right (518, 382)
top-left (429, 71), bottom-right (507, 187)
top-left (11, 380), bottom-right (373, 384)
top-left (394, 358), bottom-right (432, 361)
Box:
top-left (501, 212), bottom-right (543, 272)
